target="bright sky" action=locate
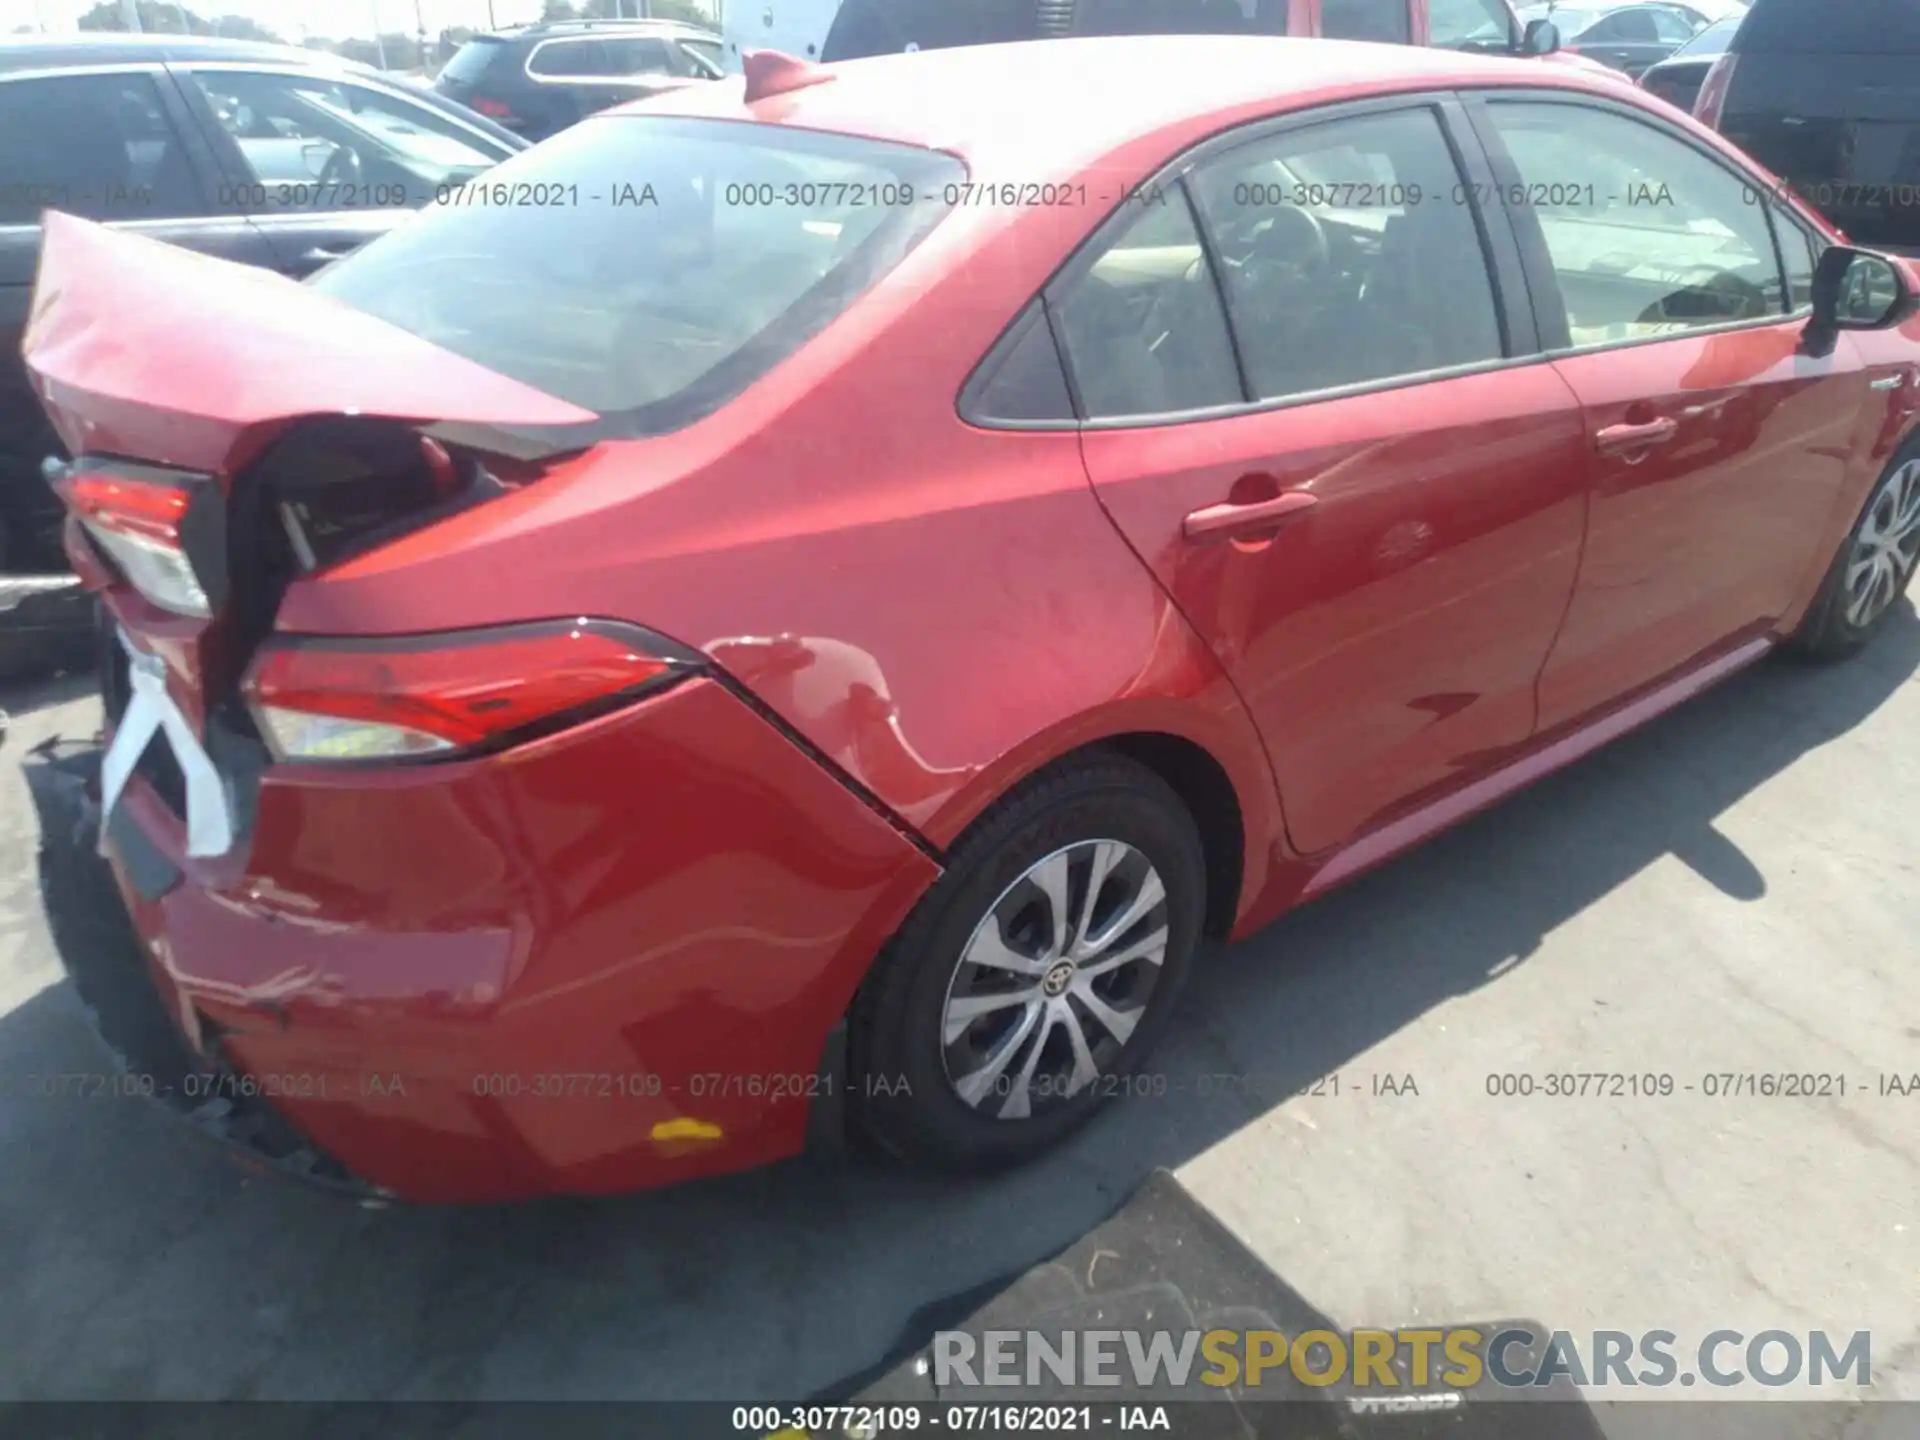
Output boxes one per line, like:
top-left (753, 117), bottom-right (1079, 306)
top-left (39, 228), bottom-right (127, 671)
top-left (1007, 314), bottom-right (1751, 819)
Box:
top-left (4, 0), bottom-right (561, 41)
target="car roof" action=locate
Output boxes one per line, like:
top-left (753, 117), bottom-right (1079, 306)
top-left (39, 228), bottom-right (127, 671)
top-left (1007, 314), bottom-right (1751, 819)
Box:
top-left (639, 36), bottom-right (1632, 178)
top-left (0, 32), bottom-right (389, 75)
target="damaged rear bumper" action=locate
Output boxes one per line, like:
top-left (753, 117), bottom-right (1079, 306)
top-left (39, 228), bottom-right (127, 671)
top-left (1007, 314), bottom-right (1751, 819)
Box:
top-left (26, 748), bottom-right (394, 1204)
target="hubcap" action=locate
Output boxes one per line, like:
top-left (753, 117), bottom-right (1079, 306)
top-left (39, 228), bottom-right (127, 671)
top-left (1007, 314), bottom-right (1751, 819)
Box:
top-left (940, 839), bottom-right (1170, 1120)
top-left (1845, 458), bottom-right (1920, 628)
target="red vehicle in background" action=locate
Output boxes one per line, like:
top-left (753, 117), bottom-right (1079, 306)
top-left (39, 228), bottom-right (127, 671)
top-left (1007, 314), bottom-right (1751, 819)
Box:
top-left (27, 38), bottom-right (1920, 1203)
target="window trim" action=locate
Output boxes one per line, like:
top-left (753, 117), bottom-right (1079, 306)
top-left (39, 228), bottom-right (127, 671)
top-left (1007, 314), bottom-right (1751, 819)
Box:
top-left (1461, 87), bottom-right (1814, 361)
top-left (959, 89), bottom-right (1540, 433)
top-left (0, 63), bottom-right (220, 230)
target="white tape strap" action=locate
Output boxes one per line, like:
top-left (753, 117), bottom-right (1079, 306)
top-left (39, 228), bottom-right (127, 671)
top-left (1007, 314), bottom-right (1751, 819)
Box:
top-left (99, 628), bottom-right (236, 860)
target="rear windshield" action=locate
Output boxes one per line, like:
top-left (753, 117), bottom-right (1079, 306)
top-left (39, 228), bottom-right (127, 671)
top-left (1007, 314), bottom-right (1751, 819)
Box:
top-left (312, 116), bottom-right (962, 455)
top-left (438, 37), bottom-right (508, 84)
top-left (1738, 0), bottom-right (1920, 53)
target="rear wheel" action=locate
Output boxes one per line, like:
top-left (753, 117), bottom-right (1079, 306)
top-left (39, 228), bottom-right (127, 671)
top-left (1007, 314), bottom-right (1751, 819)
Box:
top-left (851, 751), bottom-right (1206, 1171)
top-left (1788, 448), bottom-right (1920, 661)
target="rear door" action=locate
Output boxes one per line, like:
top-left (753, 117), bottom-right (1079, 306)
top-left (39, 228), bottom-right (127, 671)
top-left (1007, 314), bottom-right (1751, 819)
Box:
top-left (1466, 92), bottom-right (1870, 730)
top-left (1717, 0), bottom-right (1920, 253)
top-left (0, 65), bottom-right (271, 571)
top-left (171, 64), bottom-right (517, 278)
top-left (1066, 97), bottom-right (1592, 858)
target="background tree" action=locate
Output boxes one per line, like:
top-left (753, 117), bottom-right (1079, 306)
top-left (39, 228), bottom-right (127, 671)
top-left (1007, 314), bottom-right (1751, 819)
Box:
top-left (78, 1), bottom-right (211, 33)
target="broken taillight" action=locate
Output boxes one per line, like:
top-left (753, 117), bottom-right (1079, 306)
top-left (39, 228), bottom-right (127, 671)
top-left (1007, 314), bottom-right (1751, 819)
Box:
top-left (52, 462), bottom-right (221, 618)
top-left (242, 619), bottom-right (699, 764)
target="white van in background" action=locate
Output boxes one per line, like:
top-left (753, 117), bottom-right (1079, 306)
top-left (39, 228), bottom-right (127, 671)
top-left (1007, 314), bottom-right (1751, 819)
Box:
top-left (719, 0), bottom-right (847, 67)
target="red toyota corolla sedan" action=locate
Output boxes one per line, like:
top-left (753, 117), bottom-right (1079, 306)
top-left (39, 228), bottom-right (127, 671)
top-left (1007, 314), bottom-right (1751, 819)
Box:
top-left (26, 37), bottom-right (1920, 1203)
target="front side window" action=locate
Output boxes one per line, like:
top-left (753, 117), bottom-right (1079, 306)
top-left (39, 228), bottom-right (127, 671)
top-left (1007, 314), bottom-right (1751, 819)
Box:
top-left (0, 74), bottom-right (204, 225)
top-left (1320, 0), bottom-right (1413, 44)
top-left (1188, 107), bottom-right (1503, 400)
top-left (1483, 101), bottom-right (1786, 348)
top-left (313, 116), bottom-right (962, 448)
top-left (1053, 192), bottom-right (1243, 419)
top-left (189, 71), bottom-right (506, 209)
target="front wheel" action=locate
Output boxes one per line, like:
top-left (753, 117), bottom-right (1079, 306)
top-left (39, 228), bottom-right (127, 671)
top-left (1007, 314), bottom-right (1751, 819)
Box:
top-left (1787, 447), bottom-right (1920, 661)
top-left (850, 751), bottom-right (1207, 1172)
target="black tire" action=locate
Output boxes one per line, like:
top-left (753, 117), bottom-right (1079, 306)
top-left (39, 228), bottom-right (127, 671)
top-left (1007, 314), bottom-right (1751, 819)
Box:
top-left (1786, 440), bottom-right (1920, 662)
top-left (850, 749), bottom-right (1206, 1172)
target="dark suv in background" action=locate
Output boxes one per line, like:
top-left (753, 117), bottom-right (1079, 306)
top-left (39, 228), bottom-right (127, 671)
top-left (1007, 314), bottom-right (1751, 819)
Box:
top-left (0, 35), bottom-right (522, 675)
top-left (1696, 0), bottom-right (1920, 253)
top-left (435, 18), bottom-right (724, 141)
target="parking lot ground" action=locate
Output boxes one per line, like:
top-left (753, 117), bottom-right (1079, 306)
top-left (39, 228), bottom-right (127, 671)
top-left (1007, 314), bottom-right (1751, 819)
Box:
top-left (0, 609), bottom-right (1915, 1417)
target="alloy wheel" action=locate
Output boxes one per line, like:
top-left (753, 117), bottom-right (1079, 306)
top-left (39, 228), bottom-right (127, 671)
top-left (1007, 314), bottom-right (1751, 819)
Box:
top-left (1845, 458), bottom-right (1920, 628)
top-left (940, 839), bottom-right (1169, 1121)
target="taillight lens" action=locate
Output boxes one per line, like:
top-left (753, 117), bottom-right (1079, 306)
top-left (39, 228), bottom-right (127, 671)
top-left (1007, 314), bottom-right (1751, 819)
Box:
top-left (1693, 52), bottom-right (1738, 128)
top-left (54, 468), bottom-right (213, 617)
top-left (242, 619), bottom-right (696, 764)
top-left (471, 96), bottom-right (514, 118)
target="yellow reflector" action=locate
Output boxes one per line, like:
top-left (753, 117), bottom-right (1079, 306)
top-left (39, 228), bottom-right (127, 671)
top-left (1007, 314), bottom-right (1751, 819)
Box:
top-left (651, 1117), bottom-right (724, 1142)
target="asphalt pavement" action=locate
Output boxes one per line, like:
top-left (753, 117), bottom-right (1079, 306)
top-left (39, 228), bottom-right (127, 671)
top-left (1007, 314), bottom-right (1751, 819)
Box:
top-left (0, 608), bottom-right (1914, 1418)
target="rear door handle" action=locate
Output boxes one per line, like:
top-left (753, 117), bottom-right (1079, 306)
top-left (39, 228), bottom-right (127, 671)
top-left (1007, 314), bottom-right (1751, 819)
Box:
top-left (1594, 417), bottom-right (1678, 456)
top-left (1183, 489), bottom-right (1319, 541)
top-left (301, 246), bottom-right (351, 266)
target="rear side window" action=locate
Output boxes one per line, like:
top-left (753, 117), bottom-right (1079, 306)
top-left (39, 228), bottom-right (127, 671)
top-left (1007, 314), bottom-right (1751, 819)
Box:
top-left (602, 37), bottom-right (684, 75)
top-left (1189, 106), bottom-right (1503, 399)
top-left (1053, 192), bottom-right (1243, 418)
top-left (312, 116), bottom-right (962, 444)
top-left (1321, 0), bottom-right (1413, 44)
top-left (1738, 0), bottom-right (1920, 53)
top-left (528, 38), bottom-right (611, 76)
top-left (0, 74), bottom-right (204, 225)
top-left (439, 38), bottom-right (509, 85)
top-left (963, 300), bottom-right (1075, 423)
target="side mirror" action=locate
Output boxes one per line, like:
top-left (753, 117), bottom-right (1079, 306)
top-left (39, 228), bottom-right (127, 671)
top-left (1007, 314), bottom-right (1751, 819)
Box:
top-left (1522, 18), bottom-right (1561, 54)
top-left (1811, 245), bottom-right (1916, 333)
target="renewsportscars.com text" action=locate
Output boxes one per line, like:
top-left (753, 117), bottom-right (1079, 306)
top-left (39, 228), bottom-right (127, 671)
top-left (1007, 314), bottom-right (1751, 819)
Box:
top-left (933, 1327), bottom-right (1873, 1391)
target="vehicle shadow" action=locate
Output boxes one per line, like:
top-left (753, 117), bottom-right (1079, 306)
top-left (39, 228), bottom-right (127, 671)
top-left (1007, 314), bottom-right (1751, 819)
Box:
top-left (1, 606), bottom-right (1914, 1403)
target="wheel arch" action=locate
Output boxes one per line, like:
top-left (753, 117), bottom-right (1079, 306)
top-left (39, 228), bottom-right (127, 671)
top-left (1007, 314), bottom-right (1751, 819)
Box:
top-left (916, 698), bottom-right (1285, 943)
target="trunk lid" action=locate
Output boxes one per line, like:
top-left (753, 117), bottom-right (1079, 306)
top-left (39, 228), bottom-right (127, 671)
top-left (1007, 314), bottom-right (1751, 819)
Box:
top-left (25, 212), bottom-right (596, 855)
top-left (26, 211), bottom-right (592, 476)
